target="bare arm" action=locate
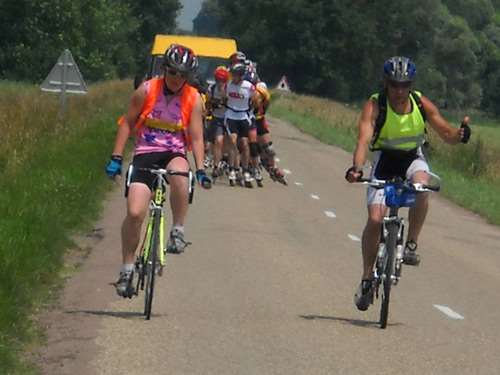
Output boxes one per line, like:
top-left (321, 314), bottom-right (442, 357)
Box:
top-left (188, 94), bottom-right (205, 170)
top-left (421, 96), bottom-right (469, 145)
top-left (346, 99), bottom-right (377, 182)
top-left (354, 100), bottom-right (378, 168)
top-left (111, 84), bottom-right (146, 156)
top-left (345, 99), bottom-right (378, 182)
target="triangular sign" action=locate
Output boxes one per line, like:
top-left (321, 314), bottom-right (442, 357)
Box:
top-left (275, 76), bottom-right (290, 92)
top-left (41, 49), bottom-right (87, 94)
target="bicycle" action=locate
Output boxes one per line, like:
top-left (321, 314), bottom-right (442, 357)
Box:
top-left (130, 166), bottom-right (194, 320)
top-left (358, 175), bottom-right (440, 328)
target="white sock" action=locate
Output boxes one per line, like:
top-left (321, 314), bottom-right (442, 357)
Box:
top-left (121, 263), bottom-right (134, 273)
top-left (172, 225), bottom-right (184, 234)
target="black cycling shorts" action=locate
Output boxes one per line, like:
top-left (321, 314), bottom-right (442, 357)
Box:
top-left (207, 117), bottom-right (228, 142)
top-left (126, 151), bottom-right (187, 195)
top-left (373, 149), bottom-right (419, 180)
top-left (227, 118), bottom-right (251, 138)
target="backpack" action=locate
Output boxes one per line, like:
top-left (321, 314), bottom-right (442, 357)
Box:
top-left (371, 90), bottom-right (427, 150)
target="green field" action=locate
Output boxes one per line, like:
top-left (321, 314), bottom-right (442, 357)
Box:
top-left (269, 92), bottom-right (500, 225)
top-left (0, 80), bottom-right (131, 373)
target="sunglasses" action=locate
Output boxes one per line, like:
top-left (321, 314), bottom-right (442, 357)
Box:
top-left (388, 80), bottom-right (411, 89)
top-left (165, 67), bottom-right (188, 79)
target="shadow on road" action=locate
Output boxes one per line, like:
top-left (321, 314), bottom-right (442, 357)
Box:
top-left (299, 314), bottom-right (403, 328)
top-left (64, 309), bottom-right (162, 319)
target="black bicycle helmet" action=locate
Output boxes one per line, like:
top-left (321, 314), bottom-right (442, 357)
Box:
top-left (230, 62), bottom-right (247, 75)
top-left (163, 44), bottom-right (198, 74)
top-left (383, 56), bottom-right (416, 82)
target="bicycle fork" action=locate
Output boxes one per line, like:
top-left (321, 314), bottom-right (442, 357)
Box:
top-left (375, 216), bottom-right (405, 287)
top-left (136, 207), bottom-right (166, 285)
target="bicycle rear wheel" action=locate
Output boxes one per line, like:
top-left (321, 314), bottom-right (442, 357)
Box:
top-left (144, 210), bottom-right (161, 320)
top-left (380, 222), bottom-right (398, 329)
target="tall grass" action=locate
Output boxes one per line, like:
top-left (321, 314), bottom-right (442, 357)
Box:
top-left (270, 92), bottom-right (500, 225)
top-left (0, 80), bottom-right (131, 373)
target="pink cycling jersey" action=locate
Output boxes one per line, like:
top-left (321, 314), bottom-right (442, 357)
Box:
top-left (135, 80), bottom-right (186, 156)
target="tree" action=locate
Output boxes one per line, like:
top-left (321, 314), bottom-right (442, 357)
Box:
top-left (442, 0), bottom-right (495, 30)
top-left (433, 15), bottom-right (482, 108)
top-left (477, 24), bottom-right (500, 113)
top-left (0, 0), bottom-right (181, 82)
top-left (124, 0), bottom-right (182, 72)
top-left (199, 0), bottom-right (500, 111)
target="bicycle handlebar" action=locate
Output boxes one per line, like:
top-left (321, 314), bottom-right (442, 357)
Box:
top-left (136, 168), bottom-right (190, 178)
top-left (356, 177), bottom-right (440, 192)
top-left (137, 167), bottom-right (195, 203)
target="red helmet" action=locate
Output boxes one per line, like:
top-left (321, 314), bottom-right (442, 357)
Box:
top-left (163, 44), bottom-right (198, 74)
top-left (214, 67), bottom-right (229, 82)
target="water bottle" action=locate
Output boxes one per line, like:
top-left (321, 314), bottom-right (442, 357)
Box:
top-left (395, 244), bottom-right (404, 280)
top-left (396, 244), bottom-right (404, 261)
top-left (377, 242), bottom-right (386, 259)
top-left (376, 242), bottom-right (386, 278)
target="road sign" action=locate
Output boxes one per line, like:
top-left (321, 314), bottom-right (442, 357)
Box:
top-left (41, 49), bottom-right (87, 94)
top-left (41, 49), bottom-right (87, 116)
top-left (275, 76), bottom-right (291, 92)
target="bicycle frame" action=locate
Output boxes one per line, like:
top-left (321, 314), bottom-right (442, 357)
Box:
top-left (359, 176), bottom-right (440, 328)
top-left (376, 205), bottom-right (405, 286)
top-left (141, 176), bottom-right (167, 269)
top-left (139, 168), bottom-right (194, 268)
top-left (133, 167), bottom-right (192, 320)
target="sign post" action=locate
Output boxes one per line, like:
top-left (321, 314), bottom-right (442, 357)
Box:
top-left (41, 49), bottom-right (87, 117)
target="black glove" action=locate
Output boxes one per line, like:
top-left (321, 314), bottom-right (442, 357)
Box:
top-left (345, 166), bottom-right (363, 182)
top-left (196, 169), bottom-right (212, 189)
top-left (460, 122), bottom-right (471, 144)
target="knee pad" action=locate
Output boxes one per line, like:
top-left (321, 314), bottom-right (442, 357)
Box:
top-left (256, 143), bottom-right (263, 155)
top-left (262, 142), bottom-right (276, 158)
top-left (250, 142), bottom-right (259, 158)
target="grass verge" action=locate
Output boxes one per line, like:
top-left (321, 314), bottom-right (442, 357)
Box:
top-left (0, 80), bottom-right (131, 373)
top-left (270, 92), bottom-right (500, 225)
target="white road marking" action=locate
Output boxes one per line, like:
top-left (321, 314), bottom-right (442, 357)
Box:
top-left (324, 210), bottom-right (336, 218)
top-left (283, 169), bottom-right (292, 175)
top-left (275, 157), bottom-right (280, 162)
top-left (310, 194), bottom-right (320, 200)
top-left (433, 305), bottom-right (465, 320)
top-left (294, 182), bottom-right (304, 186)
top-left (348, 234), bottom-right (361, 242)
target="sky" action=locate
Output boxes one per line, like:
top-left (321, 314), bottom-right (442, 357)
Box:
top-left (177, 0), bottom-right (203, 31)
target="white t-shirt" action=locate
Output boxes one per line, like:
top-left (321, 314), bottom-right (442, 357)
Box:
top-left (225, 80), bottom-right (255, 120)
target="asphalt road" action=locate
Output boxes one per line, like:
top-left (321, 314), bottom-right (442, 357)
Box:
top-left (36, 116), bottom-right (500, 374)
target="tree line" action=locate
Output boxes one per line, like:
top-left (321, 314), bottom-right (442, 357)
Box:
top-left (196, 0), bottom-right (500, 115)
top-left (0, 0), bottom-right (181, 83)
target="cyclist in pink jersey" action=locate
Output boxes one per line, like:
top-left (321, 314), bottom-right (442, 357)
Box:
top-left (105, 44), bottom-right (211, 298)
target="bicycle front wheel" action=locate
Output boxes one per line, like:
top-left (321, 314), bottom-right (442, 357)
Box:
top-left (380, 221), bottom-right (398, 329)
top-left (144, 210), bottom-right (161, 320)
